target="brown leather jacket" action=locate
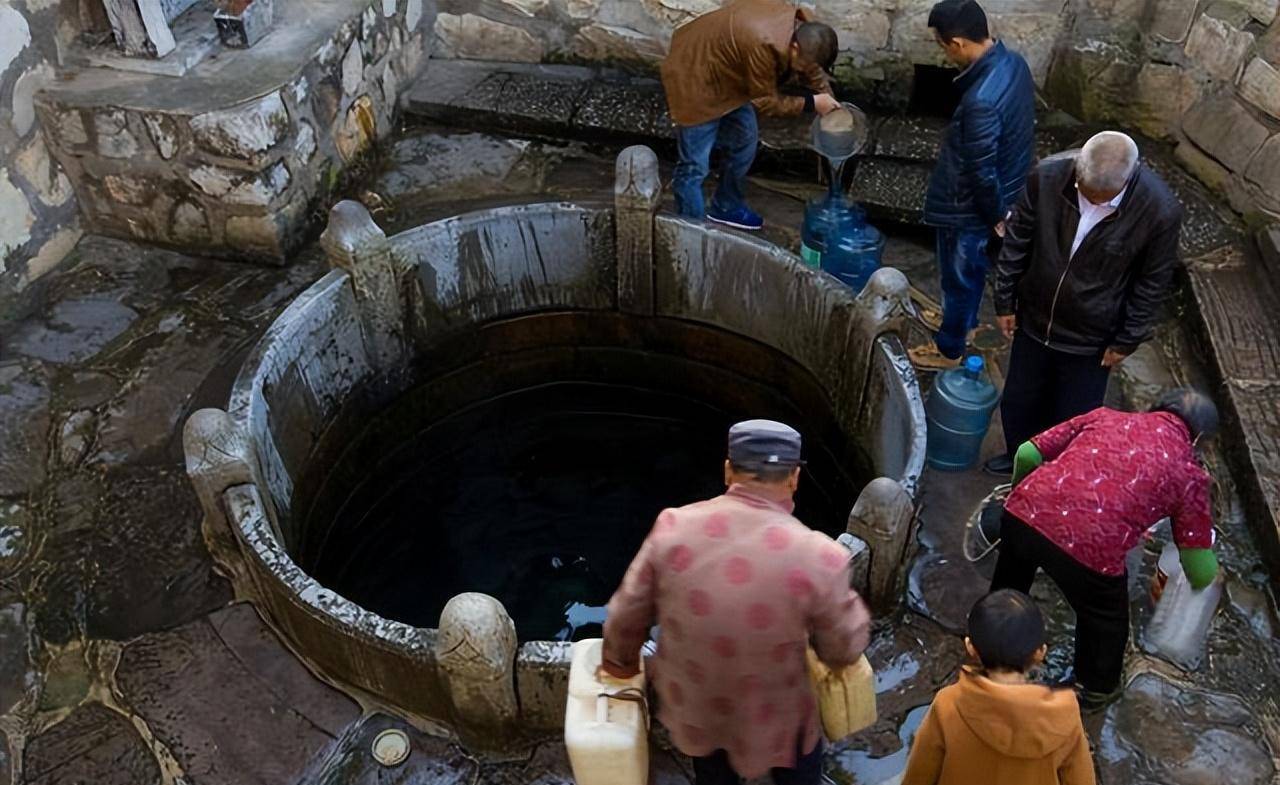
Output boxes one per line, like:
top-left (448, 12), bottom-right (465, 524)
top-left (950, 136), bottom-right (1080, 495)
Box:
top-left (660, 0), bottom-right (832, 127)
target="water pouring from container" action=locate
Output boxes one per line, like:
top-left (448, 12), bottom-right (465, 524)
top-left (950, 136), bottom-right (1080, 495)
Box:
top-left (802, 103), bottom-right (885, 291)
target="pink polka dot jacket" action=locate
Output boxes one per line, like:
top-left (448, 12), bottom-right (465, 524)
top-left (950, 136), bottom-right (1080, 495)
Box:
top-left (602, 484), bottom-right (872, 777)
top-left (1005, 408), bottom-right (1215, 576)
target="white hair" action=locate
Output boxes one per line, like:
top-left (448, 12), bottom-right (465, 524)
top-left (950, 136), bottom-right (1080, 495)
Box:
top-left (1077, 132), bottom-right (1140, 193)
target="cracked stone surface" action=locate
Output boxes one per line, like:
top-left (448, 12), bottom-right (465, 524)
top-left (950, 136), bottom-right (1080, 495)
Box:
top-left (23, 703), bottom-right (162, 785)
top-left (0, 604), bottom-right (31, 715)
top-left (116, 603), bottom-right (360, 785)
top-left (296, 713), bottom-right (478, 785)
top-left (1096, 672), bottom-right (1276, 785)
top-left (0, 360), bottom-right (50, 497)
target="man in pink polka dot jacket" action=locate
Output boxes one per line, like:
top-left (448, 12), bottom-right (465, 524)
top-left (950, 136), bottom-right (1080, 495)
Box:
top-left (601, 420), bottom-right (873, 785)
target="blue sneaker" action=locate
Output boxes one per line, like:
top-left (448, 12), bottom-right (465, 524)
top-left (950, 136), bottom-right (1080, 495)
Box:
top-left (707, 206), bottom-right (764, 231)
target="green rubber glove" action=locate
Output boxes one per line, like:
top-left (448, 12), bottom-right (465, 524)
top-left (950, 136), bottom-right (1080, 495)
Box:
top-left (1179, 548), bottom-right (1219, 590)
top-left (1011, 441), bottom-right (1044, 487)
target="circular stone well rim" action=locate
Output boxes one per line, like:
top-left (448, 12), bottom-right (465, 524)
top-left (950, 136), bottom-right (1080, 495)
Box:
top-left (185, 147), bottom-right (926, 746)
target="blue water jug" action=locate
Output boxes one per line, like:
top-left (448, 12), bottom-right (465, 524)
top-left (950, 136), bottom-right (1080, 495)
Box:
top-left (925, 355), bottom-right (1001, 471)
top-left (800, 192), bottom-right (849, 270)
top-left (821, 206), bottom-right (884, 294)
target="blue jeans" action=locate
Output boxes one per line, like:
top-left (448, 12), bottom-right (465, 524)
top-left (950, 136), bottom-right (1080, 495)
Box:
top-left (935, 227), bottom-right (991, 359)
top-left (672, 104), bottom-right (759, 219)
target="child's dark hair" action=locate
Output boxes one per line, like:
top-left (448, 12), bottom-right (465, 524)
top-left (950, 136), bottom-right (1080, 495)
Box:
top-left (967, 589), bottom-right (1045, 672)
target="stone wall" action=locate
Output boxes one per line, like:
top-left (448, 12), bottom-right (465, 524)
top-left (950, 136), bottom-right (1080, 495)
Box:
top-left (0, 1), bottom-right (82, 294)
top-left (32, 0), bottom-right (436, 264)
top-left (1050, 0), bottom-right (1280, 222)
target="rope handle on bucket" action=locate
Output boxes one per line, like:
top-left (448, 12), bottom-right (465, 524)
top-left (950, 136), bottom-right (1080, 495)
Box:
top-left (963, 483), bottom-right (1012, 564)
top-left (596, 686), bottom-right (651, 731)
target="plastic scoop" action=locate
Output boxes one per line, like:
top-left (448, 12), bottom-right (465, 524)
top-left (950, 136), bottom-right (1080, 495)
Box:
top-left (811, 102), bottom-right (869, 163)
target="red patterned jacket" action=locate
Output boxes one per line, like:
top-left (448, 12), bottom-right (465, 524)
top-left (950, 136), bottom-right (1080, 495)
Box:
top-left (1005, 408), bottom-right (1214, 576)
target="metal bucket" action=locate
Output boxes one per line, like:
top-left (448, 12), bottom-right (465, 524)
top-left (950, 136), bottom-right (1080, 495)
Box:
top-left (964, 483), bottom-right (1012, 562)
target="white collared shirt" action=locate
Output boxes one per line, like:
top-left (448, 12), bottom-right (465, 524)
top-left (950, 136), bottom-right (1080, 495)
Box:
top-left (1071, 186), bottom-right (1126, 259)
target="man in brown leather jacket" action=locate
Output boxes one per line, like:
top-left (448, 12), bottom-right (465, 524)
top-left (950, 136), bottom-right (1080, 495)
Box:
top-left (661, 0), bottom-right (840, 230)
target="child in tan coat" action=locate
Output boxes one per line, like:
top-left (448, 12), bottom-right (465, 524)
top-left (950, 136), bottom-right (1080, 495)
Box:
top-left (902, 590), bottom-right (1096, 785)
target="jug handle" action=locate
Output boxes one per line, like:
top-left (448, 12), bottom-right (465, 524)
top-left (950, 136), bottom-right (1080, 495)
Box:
top-left (597, 687), bottom-right (651, 730)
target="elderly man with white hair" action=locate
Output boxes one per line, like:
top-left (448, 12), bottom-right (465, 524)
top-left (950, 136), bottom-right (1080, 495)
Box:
top-left (986, 131), bottom-right (1183, 475)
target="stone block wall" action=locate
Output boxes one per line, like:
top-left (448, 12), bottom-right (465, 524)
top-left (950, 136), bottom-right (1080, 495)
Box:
top-left (429, 0), bottom-right (1069, 96)
top-left (1049, 0), bottom-right (1280, 222)
top-left (0, 2), bottom-right (82, 294)
top-left (32, 0), bottom-right (435, 265)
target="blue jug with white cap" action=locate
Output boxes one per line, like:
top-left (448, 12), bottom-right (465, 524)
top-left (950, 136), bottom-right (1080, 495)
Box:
top-left (925, 355), bottom-right (1000, 471)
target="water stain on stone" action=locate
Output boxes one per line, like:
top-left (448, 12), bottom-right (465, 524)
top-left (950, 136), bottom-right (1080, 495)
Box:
top-left (3, 299), bottom-right (138, 365)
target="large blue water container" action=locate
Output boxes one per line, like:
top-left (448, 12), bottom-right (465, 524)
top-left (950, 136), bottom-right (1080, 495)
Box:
top-left (822, 206), bottom-right (884, 294)
top-left (925, 356), bottom-right (1001, 471)
top-left (800, 192), bottom-right (848, 270)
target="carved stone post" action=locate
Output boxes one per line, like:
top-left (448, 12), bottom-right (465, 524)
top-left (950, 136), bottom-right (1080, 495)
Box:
top-left (856, 266), bottom-right (913, 340)
top-left (183, 408), bottom-right (262, 587)
top-left (836, 532), bottom-right (872, 599)
top-left (846, 477), bottom-right (916, 612)
top-left (435, 593), bottom-right (519, 749)
top-left (614, 145), bottom-right (661, 315)
top-left (320, 200), bottom-right (407, 372)
top-left (838, 266), bottom-right (915, 385)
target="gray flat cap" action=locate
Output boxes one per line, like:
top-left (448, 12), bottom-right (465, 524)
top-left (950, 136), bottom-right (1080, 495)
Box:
top-left (728, 419), bottom-right (804, 469)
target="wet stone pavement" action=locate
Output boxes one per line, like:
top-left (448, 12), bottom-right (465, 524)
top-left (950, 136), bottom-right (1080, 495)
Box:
top-left (0, 126), bottom-right (1278, 785)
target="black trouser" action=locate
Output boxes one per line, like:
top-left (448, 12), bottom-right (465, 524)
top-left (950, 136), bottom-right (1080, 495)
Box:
top-left (1001, 331), bottom-right (1111, 459)
top-left (693, 739), bottom-right (823, 785)
top-left (991, 512), bottom-right (1129, 694)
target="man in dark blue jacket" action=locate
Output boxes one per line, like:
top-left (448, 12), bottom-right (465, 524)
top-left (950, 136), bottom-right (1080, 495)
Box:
top-left (910, 0), bottom-right (1036, 370)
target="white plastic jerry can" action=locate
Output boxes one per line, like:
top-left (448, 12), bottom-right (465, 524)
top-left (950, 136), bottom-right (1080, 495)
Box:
top-left (1141, 544), bottom-right (1223, 671)
top-left (565, 638), bottom-right (649, 785)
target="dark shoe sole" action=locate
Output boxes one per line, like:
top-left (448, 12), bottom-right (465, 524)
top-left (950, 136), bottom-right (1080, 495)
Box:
top-left (707, 215), bottom-right (763, 231)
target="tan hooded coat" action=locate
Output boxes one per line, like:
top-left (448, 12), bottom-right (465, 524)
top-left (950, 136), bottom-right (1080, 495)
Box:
top-left (902, 668), bottom-right (1096, 785)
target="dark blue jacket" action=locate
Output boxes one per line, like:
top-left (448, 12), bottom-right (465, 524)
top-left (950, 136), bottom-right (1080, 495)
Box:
top-left (923, 41), bottom-right (1037, 230)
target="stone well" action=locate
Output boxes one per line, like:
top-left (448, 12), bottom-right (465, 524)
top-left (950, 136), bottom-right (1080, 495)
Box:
top-left (183, 146), bottom-right (926, 750)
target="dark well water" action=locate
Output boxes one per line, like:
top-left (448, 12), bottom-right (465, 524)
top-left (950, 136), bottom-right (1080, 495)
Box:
top-left (291, 313), bottom-right (872, 641)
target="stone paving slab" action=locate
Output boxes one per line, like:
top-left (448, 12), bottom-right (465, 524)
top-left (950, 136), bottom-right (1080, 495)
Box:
top-left (116, 603), bottom-right (360, 785)
top-left (35, 466), bottom-right (231, 643)
top-left (23, 703), bottom-right (162, 785)
top-left (1096, 672), bottom-right (1276, 785)
top-left (0, 604), bottom-right (31, 717)
top-left (296, 713), bottom-right (477, 785)
top-left (0, 360), bottom-right (50, 497)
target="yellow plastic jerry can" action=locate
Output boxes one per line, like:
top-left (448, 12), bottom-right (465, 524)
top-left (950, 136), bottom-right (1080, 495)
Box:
top-left (565, 638), bottom-right (649, 785)
top-left (806, 648), bottom-right (877, 741)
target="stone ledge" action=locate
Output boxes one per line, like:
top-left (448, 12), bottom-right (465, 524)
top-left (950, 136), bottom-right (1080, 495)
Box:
top-left (1183, 258), bottom-right (1280, 594)
top-left (35, 0), bottom-right (434, 263)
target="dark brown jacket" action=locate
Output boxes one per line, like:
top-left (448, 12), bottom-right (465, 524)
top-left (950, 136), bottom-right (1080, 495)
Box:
top-left (660, 0), bottom-right (831, 127)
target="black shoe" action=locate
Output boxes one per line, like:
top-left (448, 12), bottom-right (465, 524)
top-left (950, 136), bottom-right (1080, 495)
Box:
top-left (983, 455), bottom-right (1014, 476)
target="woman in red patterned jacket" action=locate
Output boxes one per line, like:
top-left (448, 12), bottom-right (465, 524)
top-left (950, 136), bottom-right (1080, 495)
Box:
top-left (989, 388), bottom-right (1220, 709)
